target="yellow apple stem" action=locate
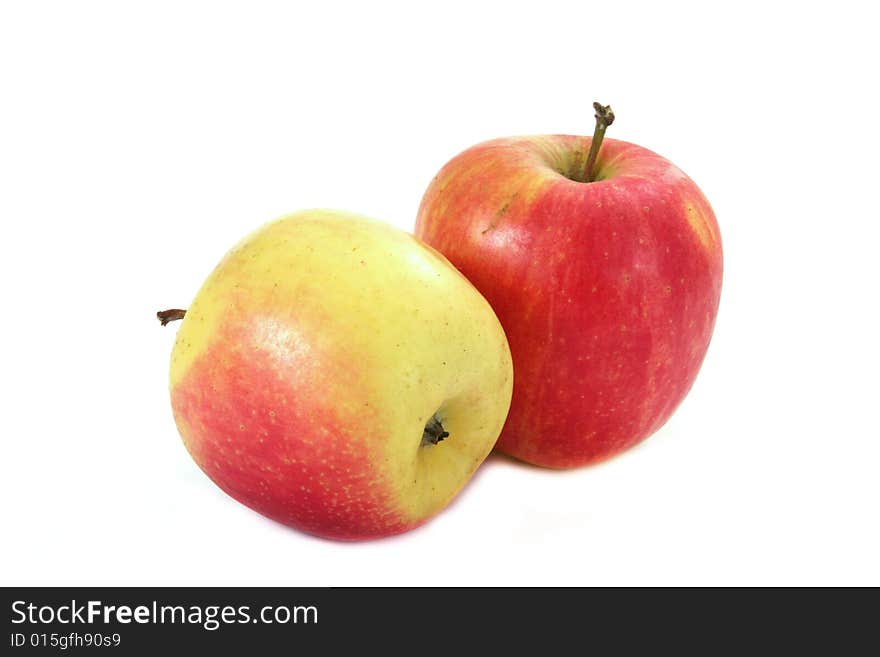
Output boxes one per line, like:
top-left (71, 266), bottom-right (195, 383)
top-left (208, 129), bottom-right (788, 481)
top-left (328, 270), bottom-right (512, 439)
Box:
top-left (157, 308), bottom-right (187, 325)
top-left (583, 102), bottom-right (615, 182)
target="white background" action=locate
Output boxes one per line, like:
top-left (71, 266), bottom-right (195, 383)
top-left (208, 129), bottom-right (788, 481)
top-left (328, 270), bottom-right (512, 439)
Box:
top-left (2, 1), bottom-right (878, 586)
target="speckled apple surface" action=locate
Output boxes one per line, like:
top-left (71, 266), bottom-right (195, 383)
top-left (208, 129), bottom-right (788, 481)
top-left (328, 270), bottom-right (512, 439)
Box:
top-left (416, 136), bottom-right (722, 468)
top-left (169, 210), bottom-right (513, 540)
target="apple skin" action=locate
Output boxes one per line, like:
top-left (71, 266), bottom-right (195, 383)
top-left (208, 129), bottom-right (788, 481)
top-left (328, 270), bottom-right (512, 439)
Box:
top-left (169, 210), bottom-right (513, 540)
top-left (415, 136), bottom-right (722, 468)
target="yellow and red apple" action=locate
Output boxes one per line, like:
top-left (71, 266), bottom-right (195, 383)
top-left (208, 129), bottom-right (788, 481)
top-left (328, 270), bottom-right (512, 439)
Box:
top-left (166, 210), bottom-right (513, 540)
top-left (416, 111), bottom-right (722, 468)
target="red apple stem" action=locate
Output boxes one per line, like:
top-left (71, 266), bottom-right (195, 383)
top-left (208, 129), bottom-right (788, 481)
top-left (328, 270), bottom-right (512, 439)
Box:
top-left (583, 102), bottom-right (615, 182)
top-left (157, 308), bottom-right (187, 325)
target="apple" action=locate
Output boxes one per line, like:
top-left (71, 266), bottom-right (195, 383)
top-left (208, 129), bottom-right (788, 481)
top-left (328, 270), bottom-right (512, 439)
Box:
top-left (162, 210), bottom-right (513, 540)
top-left (415, 104), bottom-right (722, 468)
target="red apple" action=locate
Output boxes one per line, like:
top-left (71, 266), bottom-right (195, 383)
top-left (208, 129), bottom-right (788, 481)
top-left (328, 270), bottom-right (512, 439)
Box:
top-left (415, 105), bottom-right (722, 468)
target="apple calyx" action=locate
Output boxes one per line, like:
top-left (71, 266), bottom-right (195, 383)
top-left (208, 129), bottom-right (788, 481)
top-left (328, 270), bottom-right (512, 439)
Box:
top-left (421, 414), bottom-right (449, 447)
top-left (157, 308), bottom-right (187, 325)
top-left (583, 101), bottom-right (615, 183)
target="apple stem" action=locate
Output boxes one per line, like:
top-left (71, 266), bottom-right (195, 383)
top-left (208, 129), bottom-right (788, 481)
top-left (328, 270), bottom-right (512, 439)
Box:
top-left (421, 415), bottom-right (449, 447)
top-left (157, 309), bottom-right (187, 325)
top-left (583, 102), bottom-right (615, 182)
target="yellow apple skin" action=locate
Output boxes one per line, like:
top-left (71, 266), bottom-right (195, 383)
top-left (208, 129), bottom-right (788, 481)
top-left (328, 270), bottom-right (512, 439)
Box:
top-left (168, 210), bottom-right (513, 540)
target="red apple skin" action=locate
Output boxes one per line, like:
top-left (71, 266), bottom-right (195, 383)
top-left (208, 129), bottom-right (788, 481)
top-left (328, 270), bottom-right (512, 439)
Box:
top-left (171, 320), bottom-right (410, 541)
top-left (416, 136), bottom-right (722, 468)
